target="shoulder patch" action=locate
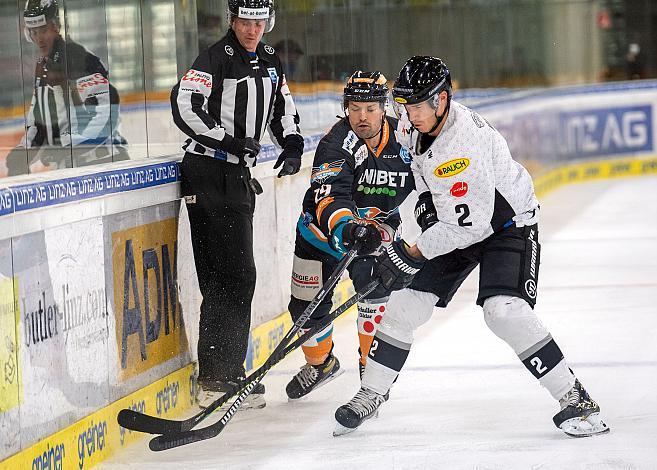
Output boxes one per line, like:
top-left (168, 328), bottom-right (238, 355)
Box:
top-left (399, 146), bottom-right (412, 164)
top-left (264, 45), bottom-right (275, 55)
top-left (225, 45), bottom-right (234, 56)
top-left (342, 130), bottom-right (358, 154)
top-left (267, 67), bottom-right (278, 85)
top-left (354, 145), bottom-right (368, 167)
top-left (470, 110), bottom-right (485, 128)
top-left (180, 69), bottom-right (213, 97)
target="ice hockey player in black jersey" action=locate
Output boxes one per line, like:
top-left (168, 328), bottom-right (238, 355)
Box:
top-left (334, 56), bottom-right (610, 438)
top-left (285, 71), bottom-right (415, 400)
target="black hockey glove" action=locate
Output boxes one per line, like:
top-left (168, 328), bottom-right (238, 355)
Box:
top-left (342, 222), bottom-right (382, 255)
top-left (228, 137), bottom-right (261, 159)
top-left (274, 147), bottom-right (302, 177)
top-left (375, 240), bottom-right (425, 291)
top-left (331, 221), bottom-right (382, 255)
top-left (414, 191), bottom-right (438, 232)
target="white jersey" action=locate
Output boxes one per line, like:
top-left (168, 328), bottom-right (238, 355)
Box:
top-left (396, 101), bottom-right (539, 259)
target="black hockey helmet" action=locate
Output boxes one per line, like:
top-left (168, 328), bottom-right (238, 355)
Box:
top-left (392, 56), bottom-right (452, 108)
top-left (228, 0), bottom-right (276, 33)
top-left (343, 71), bottom-right (389, 110)
top-left (24, 0), bottom-right (60, 29)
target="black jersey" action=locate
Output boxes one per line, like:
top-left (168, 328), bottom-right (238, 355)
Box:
top-left (298, 115), bottom-right (415, 258)
top-left (171, 29), bottom-right (303, 167)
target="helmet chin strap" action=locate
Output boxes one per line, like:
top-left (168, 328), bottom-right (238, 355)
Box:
top-left (369, 114), bottom-right (386, 145)
top-left (426, 99), bottom-right (450, 135)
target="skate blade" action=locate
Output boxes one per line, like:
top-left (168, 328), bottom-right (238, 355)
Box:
top-left (333, 423), bottom-right (357, 437)
top-left (287, 368), bottom-right (345, 402)
top-left (332, 409), bottom-right (379, 437)
top-left (560, 412), bottom-right (610, 438)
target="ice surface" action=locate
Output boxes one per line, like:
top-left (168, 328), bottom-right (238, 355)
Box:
top-left (101, 176), bottom-right (657, 469)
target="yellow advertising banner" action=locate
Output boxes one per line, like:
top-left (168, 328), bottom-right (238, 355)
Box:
top-left (112, 218), bottom-right (188, 381)
top-left (0, 364), bottom-right (195, 470)
top-left (0, 276), bottom-right (20, 413)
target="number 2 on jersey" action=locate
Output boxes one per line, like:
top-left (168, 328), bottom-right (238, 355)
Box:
top-left (455, 204), bottom-right (472, 226)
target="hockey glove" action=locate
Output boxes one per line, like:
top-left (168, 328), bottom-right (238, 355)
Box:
top-left (414, 191), bottom-right (438, 232)
top-left (228, 137), bottom-right (261, 159)
top-left (331, 221), bottom-right (382, 255)
top-left (375, 240), bottom-right (424, 291)
top-left (274, 147), bottom-right (302, 177)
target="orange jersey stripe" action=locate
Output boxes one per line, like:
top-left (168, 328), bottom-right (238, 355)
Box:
top-left (316, 196), bottom-right (334, 222)
top-left (308, 223), bottom-right (328, 241)
top-left (366, 119), bottom-right (390, 157)
top-left (328, 208), bottom-right (354, 232)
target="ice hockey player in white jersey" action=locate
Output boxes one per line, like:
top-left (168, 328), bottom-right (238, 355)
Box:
top-left (334, 56), bottom-right (610, 438)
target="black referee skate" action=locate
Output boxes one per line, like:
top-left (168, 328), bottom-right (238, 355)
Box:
top-left (333, 387), bottom-right (387, 436)
top-left (286, 351), bottom-right (343, 399)
top-left (553, 379), bottom-right (609, 437)
top-left (197, 378), bottom-right (266, 410)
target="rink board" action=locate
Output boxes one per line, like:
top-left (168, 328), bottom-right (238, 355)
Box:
top-left (0, 364), bottom-right (195, 470)
top-left (0, 279), bottom-right (356, 470)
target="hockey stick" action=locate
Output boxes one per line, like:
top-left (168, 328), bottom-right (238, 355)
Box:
top-left (118, 241), bottom-right (362, 436)
top-left (147, 280), bottom-right (378, 451)
top-left (118, 280), bottom-right (371, 436)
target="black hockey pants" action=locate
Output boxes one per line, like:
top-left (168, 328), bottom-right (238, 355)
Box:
top-left (180, 153), bottom-right (256, 382)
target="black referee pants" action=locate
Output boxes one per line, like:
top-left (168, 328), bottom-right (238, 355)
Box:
top-left (180, 153), bottom-right (256, 382)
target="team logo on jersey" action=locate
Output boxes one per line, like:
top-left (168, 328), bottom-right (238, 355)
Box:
top-left (434, 158), bottom-right (470, 178)
top-left (355, 207), bottom-right (396, 223)
top-left (225, 45), bottom-right (234, 56)
top-left (450, 181), bottom-right (468, 197)
top-left (264, 45), bottom-right (275, 55)
top-left (267, 67), bottom-right (278, 85)
top-left (311, 160), bottom-right (345, 184)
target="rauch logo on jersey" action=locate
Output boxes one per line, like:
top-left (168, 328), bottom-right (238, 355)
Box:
top-left (450, 181), bottom-right (468, 197)
top-left (434, 158), bottom-right (470, 178)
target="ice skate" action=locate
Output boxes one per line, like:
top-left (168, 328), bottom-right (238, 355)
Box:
top-left (286, 351), bottom-right (343, 400)
top-left (333, 386), bottom-right (387, 436)
top-left (553, 379), bottom-right (609, 437)
top-left (196, 378), bottom-right (266, 410)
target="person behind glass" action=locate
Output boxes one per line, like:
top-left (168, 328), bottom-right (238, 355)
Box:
top-left (170, 0), bottom-right (304, 409)
top-left (334, 56), bottom-right (609, 439)
top-left (285, 71), bottom-right (414, 400)
top-left (6, 0), bottom-right (128, 176)
top-left (625, 43), bottom-right (644, 80)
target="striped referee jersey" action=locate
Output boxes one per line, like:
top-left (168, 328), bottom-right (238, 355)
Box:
top-left (171, 29), bottom-right (303, 166)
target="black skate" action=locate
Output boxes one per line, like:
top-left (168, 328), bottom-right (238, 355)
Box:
top-left (197, 378), bottom-right (266, 410)
top-left (286, 352), bottom-right (343, 400)
top-left (333, 387), bottom-right (387, 436)
top-left (553, 379), bottom-right (609, 437)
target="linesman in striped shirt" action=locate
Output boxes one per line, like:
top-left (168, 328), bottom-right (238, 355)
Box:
top-left (171, 0), bottom-right (304, 409)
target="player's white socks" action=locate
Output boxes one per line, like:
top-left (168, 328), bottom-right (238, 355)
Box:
top-left (483, 295), bottom-right (575, 400)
